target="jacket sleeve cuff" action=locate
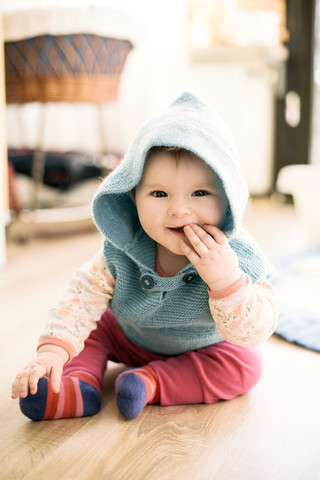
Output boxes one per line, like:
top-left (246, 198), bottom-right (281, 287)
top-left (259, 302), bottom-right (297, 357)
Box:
top-left (37, 337), bottom-right (74, 362)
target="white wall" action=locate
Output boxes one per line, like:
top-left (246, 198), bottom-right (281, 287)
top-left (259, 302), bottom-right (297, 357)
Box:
top-left (3, 0), bottom-right (190, 151)
top-left (3, 0), bottom-right (278, 194)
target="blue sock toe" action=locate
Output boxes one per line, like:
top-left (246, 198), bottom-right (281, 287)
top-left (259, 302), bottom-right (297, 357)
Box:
top-left (19, 377), bottom-right (48, 421)
top-left (79, 381), bottom-right (102, 417)
top-left (116, 373), bottom-right (147, 420)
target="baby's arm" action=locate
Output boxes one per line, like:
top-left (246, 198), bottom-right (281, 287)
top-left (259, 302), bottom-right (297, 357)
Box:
top-left (12, 249), bottom-right (115, 399)
top-left (38, 249), bottom-right (115, 358)
top-left (209, 275), bottom-right (278, 346)
top-left (180, 223), bottom-right (278, 346)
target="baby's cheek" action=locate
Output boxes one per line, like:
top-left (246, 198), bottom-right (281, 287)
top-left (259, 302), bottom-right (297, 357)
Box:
top-left (215, 200), bottom-right (228, 228)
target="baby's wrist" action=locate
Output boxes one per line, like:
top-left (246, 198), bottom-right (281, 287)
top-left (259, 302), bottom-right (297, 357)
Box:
top-left (208, 268), bottom-right (243, 293)
top-left (37, 344), bottom-right (69, 364)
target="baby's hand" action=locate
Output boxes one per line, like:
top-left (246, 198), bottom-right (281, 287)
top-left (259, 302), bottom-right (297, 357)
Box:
top-left (11, 346), bottom-right (68, 399)
top-left (180, 224), bottom-right (242, 292)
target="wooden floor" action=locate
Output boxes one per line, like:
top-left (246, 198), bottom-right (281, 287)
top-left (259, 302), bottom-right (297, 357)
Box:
top-left (1, 198), bottom-right (320, 480)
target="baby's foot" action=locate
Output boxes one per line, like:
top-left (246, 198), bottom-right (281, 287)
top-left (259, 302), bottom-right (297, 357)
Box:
top-left (115, 366), bottom-right (159, 420)
top-left (19, 372), bottom-right (102, 421)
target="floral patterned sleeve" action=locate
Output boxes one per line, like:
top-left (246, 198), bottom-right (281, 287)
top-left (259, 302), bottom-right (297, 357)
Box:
top-left (38, 249), bottom-right (115, 359)
top-left (209, 272), bottom-right (278, 347)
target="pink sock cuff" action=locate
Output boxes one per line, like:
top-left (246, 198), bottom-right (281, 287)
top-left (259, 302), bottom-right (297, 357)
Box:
top-left (68, 371), bottom-right (102, 394)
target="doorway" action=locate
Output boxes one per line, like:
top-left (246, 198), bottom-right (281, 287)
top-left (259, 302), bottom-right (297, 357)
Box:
top-left (311, 0), bottom-right (320, 165)
top-left (274, 0), bottom-right (316, 182)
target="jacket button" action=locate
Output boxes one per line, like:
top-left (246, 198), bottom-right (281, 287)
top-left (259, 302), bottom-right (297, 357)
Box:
top-left (140, 275), bottom-right (155, 289)
top-left (183, 273), bottom-right (196, 283)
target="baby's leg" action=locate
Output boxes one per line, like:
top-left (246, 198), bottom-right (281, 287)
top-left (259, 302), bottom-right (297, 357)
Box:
top-left (20, 310), bottom-right (117, 421)
top-left (151, 342), bottom-right (263, 406)
top-left (115, 342), bottom-right (262, 419)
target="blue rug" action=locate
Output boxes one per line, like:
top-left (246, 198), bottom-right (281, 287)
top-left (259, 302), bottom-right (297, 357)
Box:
top-left (272, 246), bottom-right (320, 352)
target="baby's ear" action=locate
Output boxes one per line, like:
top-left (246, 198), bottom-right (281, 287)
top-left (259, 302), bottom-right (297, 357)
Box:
top-left (130, 189), bottom-right (136, 204)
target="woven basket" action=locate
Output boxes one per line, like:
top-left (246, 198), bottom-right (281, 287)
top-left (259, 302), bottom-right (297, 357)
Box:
top-left (5, 33), bottom-right (133, 104)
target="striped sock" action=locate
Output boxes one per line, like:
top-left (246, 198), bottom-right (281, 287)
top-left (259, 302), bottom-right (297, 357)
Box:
top-left (19, 371), bottom-right (102, 421)
top-left (115, 365), bottom-right (160, 420)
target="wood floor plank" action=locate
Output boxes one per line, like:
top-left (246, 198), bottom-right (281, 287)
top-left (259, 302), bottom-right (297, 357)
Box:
top-left (1, 200), bottom-right (320, 480)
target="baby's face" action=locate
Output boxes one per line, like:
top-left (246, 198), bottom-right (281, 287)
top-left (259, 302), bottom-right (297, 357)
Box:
top-left (134, 152), bottom-right (228, 257)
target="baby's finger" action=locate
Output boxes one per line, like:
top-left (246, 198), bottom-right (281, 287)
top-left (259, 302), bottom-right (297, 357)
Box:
top-left (183, 225), bottom-right (210, 254)
top-left (179, 238), bottom-right (200, 263)
top-left (16, 371), bottom-right (32, 398)
top-left (29, 361), bottom-right (48, 393)
top-left (188, 224), bottom-right (217, 249)
top-left (11, 377), bottom-right (22, 399)
top-left (12, 368), bottom-right (29, 398)
top-left (203, 224), bottom-right (227, 244)
top-left (48, 365), bottom-right (63, 394)
top-left (29, 371), bottom-right (42, 395)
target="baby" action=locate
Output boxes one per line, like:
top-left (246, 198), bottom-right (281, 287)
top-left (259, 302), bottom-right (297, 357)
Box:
top-left (12, 92), bottom-right (278, 420)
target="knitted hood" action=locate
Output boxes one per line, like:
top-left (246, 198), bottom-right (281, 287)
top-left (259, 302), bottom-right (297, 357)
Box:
top-left (92, 91), bottom-right (272, 281)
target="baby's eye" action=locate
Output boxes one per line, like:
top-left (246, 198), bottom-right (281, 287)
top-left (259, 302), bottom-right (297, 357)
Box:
top-left (152, 190), bottom-right (167, 198)
top-left (193, 190), bottom-right (209, 197)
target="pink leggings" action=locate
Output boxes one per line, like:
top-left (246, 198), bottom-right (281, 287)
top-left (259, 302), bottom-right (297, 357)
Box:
top-left (63, 310), bottom-right (263, 406)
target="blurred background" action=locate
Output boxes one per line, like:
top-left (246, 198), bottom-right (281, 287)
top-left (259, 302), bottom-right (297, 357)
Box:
top-left (0, 0), bottom-right (320, 266)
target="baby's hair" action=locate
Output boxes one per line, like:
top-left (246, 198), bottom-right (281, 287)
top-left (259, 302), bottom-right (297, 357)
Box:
top-left (146, 146), bottom-right (198, 165)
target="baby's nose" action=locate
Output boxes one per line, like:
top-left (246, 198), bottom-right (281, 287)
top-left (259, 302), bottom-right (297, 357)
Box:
top-left (168, 199), bottom-right (191, 217)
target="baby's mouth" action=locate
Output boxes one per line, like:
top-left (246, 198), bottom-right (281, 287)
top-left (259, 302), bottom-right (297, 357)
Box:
top-left (168, 226), bottom-right (188, 237)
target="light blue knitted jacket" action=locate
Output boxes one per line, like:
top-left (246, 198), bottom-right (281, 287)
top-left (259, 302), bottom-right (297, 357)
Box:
top-left (92, 92), bottom-right (273, 355)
